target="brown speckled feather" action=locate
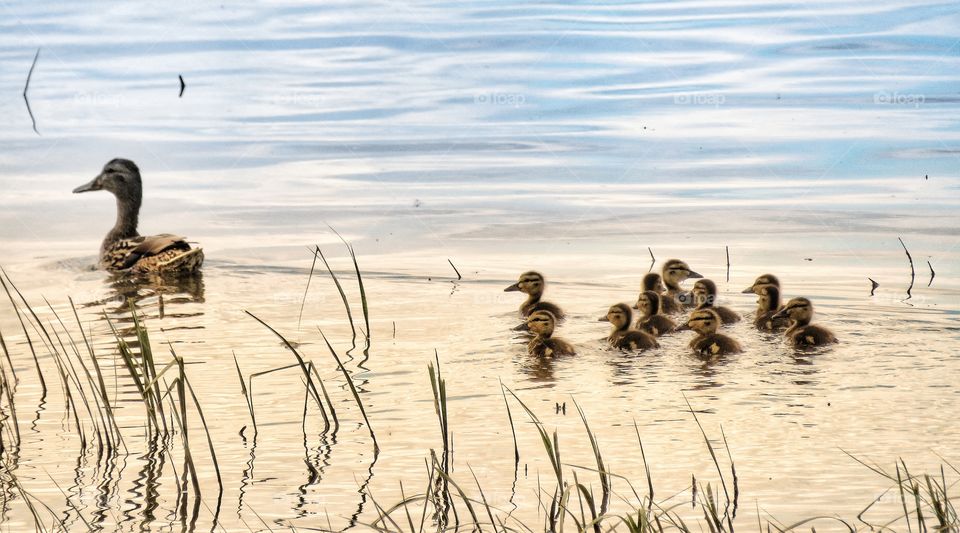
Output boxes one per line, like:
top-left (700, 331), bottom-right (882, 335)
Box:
top-left (103, 234), bottom-right (203, 274)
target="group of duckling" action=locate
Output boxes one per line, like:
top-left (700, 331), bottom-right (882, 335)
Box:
top-left (505, 261), bottom-right (838, 359)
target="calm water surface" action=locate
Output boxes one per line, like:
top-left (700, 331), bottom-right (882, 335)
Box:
top-left (1, 0), bottom-right (959, 531)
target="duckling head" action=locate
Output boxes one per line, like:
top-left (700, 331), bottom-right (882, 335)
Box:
top-left (73, 159), bottom-right (143, 206)
top-left (634, 290), bottom-right (661, 317)
top-left (742, 273), bottom-right (780, 294)
top-left (526, 310), bottom-right (557, 337)
top-left (692, 279), bottom-right (719, 307)
top-left (757, 284), bottom-right (781, 313)
top-left (642, 273), bottom-right (667, 293)
top-left (685, 308), bottom-right (721, 335)
top-left (662, 259), bottom-right (702, 289)
top-left (772, 297), bottom-right (813, 325)
top-left (505, 271), bottom-right (545, 296)
top-left (599, 303), bottom-right (632, 331)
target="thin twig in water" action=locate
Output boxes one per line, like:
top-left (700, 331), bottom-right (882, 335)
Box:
top-left (178, 75), bottom-right (186, 98)
top-left (647, 247), bottom-right (655, 272)
top-left (23, 48), bottom-right (40, 135)
top-left (898, 237), bottom-right (915, 299)
top-left (725, 246), bottom-right (730, 282)
top-left (447, 259), bottom-right (462, 280)
top-left (869, 278), bottom-right (879, 297)
top-left (927, 261), bottom-right (935, 287)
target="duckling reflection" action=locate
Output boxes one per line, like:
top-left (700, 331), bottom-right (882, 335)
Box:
top-left (662, 259), bottom-right (702, 309)
top-left (504, 271), bottom-right (565, 320)
top-left (526, 310), bottom-right (575, 357)
top-left (742, 273), bottom-right (780, 295)
top-left (641, 273), bottom-right (680, 314)
top-left (772, 297), bottom-right (838, 347)
top-left (753, 284), bottom-right (790, 332)
top-left (692, 279), bottom-right (740, 324)
top-left (679, 309), bottom-right (742, 357)
top-left (633, 291), bottom-right (676, 337)
top-left (600, 303), bottom-right (658, 351)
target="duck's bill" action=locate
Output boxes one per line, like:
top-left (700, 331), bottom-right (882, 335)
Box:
top-left (687, 270), bottom-right (703, 279)
top-left (504, 282), bottom-right (520, 292)
top-left (631, 304), bottom-right (639, 309)
top-left (771, 310), bottom-right (787, 319)
top-left (741, 285), bottom-right (756, 294)
top-left (73, 176), bottom-right (102, 193)
top-left (597, 316), bottom-right (609, 322)
top-left (512, 322), bottom-right (530, 331)
top-left (675, 323), bottom-right (691, 331)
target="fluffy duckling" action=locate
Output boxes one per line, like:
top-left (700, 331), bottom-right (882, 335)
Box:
top-left (633, 290), bottom-right (677, 336)
top-left (641, 272), bottom-right (680, 314)
top-left (680, 309), bottom-right (742, 357)
top-left (753, 284), bottom-right (791, 332)
top-left (772, 297), bottom-right (838, 347)
top-left (600, 303), bottom-right (659, 351)
top-left (73, 159), bottom-right (204, 274)
top-left (526, 310), bottom-right (576, 357)
top-left (662, 259), bottom-right (703, 309)
top-left (504, 271), bottom-right (565, 320)
top-left (742, 273), bottom-right (780, 295)
top-left (692, 279), bottom-right (741, 324)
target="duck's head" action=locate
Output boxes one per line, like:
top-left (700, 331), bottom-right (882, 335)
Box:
top-left (772, 297), bottom-right (813, 324)
top-left (634, 290), bottom-right (660, 317)
top-left (742, 273), bottom-right (780, 294)
top-left (692, 279), bottom-right (719, 307)
top-left (73, 159), bottom-right (143, 204)
top-left (599, 303), bottom-right (632, 331)
top-left (505, 271), bottom-right (545, 296)
top-left (682, 308), bottom-right (721, 335)
top-left (662, 259), bottom-right (702, 288)
top-left (526, 310), bottom-right (558, 337)
top-left (756, 284), bottom-right (781, 313)
top-left (642, 272), bottom-right (667, 293)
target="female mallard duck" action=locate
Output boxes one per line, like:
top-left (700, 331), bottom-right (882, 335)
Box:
top-left (73, 159), bottom-right (203, 274)
top-left (753, 284), bottom-right (790, 332)
top-left (504, 271), bottom-right (565, 320)
top-left (772, 297), bottom-right (838, 347)
top-left (633, 290), bottom-right (677, 336)
top-left (662, 259), bottom-right (702, 309)
top-left (692, 279), bottom-right (740, 324)
top-left (641, 272), bottom-right (680, 314)
top-left (526, 310), bottom-right (576, 357)
top-left (742, 273), bottom-right (780, 295)
top-left (600, 303), bottom-right (659, 351)
top-left (680, 308), bottom-right (742, 357)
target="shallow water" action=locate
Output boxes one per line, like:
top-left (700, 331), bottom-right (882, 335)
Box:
top-left (1, 0), bottom-right (960, 531)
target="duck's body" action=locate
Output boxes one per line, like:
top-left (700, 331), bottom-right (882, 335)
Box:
top-left (526, 310), bottom-right (575, 357)
top-left (634, 290), bottom-right (676, 336)
top-left (641, 273), bottom-right (680, 314)
top-left (753, 284), bottom-right (790, 332)
top-left (773, 298), bottom-right (838, 347)
top-left (601, 303), bottom-right (659, 351)
top-left (692, 279), bottom-right (740, 325)
top-left (662, 259), bottom-right (702, 309)
top-left (505, 271), bottom-right (565, 320)
top-left (682, 309), bottom-right (742, 357)
top-left (74, 159), bottom-right (203, 274)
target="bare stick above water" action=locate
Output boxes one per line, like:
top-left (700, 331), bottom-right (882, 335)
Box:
top-left (447, 259), bottom-right (462, 280)
top-left (725, 246), bottom-right (730, 282)
top-left (868, 278), bottom-right (879, 297)
top-left (23, 48), bottom-right (40, 135)
top-left (898, 237), bottom-right (915, 299)
top-left (927, 261), bottom-right (935, 287)
top-left (647, 247), bottom-right (655, 272)
top-left (178, 75), bottom-right (185, 98)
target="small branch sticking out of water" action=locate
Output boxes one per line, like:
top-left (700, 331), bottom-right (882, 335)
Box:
top-left (898, 237), bottom-right (915, 299)
top-left (23, 48), bottom-right (40, 135)
top-left (178, 75), bottom-right (185, 98)
top-left (647, 247), bottom-right (655, 273)
top-left (447, 259), bottom-right (461, 280)
top-left (868, 278), bottom-right (879, 297)
top-left (725, 246), bottom-right (730, 282)
top-left (927, 261), bottom-right (935, 287)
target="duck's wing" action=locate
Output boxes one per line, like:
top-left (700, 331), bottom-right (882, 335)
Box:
top-left (120, 234), bottom-right (192, 270)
